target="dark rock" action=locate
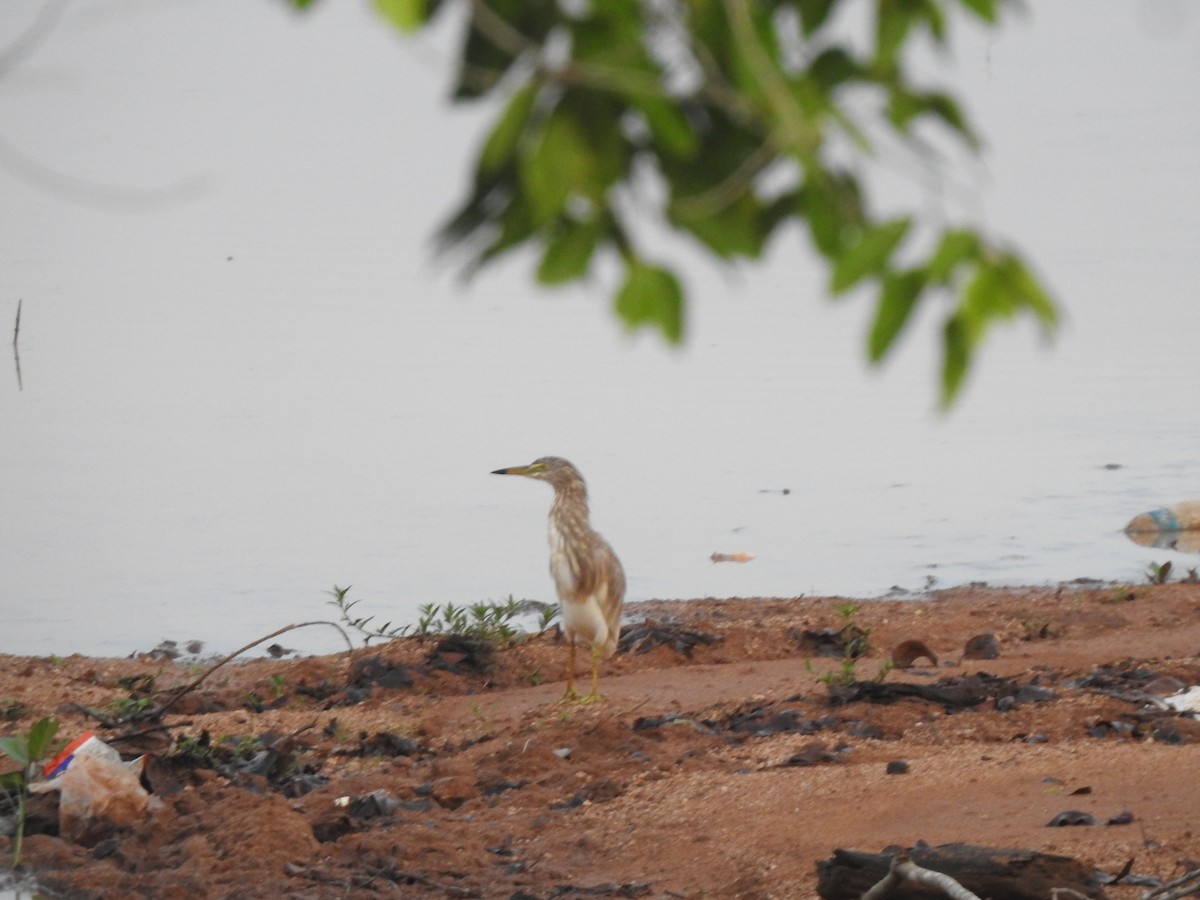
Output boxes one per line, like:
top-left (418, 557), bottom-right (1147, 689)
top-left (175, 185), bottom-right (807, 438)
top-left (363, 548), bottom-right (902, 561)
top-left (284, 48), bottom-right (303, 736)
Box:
top-left (964, 633), bottom-right (1000, 660)
top-left (349, 656), bottom-right (415, 689)
top-left (1047, 810), bottom-right (1099, 827)
top-left (618, 619), bottom-right (722, 656)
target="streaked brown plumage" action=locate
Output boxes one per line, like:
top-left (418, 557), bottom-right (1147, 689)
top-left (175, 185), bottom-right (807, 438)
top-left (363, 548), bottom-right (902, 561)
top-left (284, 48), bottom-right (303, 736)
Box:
top-left (491, 457), bottom-right (625, 700)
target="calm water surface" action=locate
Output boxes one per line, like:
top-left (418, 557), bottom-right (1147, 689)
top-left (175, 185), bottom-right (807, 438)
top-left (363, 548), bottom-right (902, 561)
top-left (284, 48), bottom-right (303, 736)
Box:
top-left (1, 2), bottom-right (1198, 657)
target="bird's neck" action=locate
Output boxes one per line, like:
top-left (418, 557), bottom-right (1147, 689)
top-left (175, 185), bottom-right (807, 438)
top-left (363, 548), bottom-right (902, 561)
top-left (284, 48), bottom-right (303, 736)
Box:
top-left (549, 480), bottom-right (590, 527)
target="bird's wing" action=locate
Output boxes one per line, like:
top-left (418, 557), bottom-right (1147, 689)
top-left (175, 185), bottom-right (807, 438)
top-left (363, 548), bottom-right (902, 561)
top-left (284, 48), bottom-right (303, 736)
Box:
top-left (595, 538), bottom-right (625, 654)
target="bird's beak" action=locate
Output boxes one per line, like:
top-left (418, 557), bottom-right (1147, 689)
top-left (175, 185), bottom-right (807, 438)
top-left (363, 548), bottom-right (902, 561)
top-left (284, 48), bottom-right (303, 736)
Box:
top-left (491, 465), bottom-right (530, 476)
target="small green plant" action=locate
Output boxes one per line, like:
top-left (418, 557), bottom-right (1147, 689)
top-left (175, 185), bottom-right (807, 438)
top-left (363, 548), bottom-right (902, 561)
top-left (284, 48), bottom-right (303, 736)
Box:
top-left (0, 717), bottom-right (60, 866)
top-left (1146, 560), bottom-right (1174, 584)
top-left (1016, 612), bottom-right (1055, 641)
top-left (327, 584), bottom-right (411, 645)
top-left (105, 695), bottom-right (157, 720)
top-left (833, 602), bottom-right (860, 623)
top-left (221, 734), bottom-right (265, 759)
top-left (329, 585), bottom-right (534, 649)
top-left (535, 605), bottom-right (558, 632)
top-left (268, 673), bottom-right (288, 699)
top-left (815, 658), bottom-right (860, 688)
top-left (172, 733), bottom-right (215, 764)
top-left (415, 597), bottom-right (523, 644)
top-left (830, 602), bottom-right (872, 658)
top-left (808, 658), bottom-right (893, 690)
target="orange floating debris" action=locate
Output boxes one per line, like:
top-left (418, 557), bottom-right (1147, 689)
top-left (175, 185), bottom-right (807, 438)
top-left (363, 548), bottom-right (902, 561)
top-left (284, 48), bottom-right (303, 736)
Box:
top-left (710, 552), bottom-right (755, 563)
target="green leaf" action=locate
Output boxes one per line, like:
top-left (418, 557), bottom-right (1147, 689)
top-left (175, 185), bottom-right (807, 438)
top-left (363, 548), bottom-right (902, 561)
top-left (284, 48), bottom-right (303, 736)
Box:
top-left (758, 189), bottom-right (802, 244)
top-left (615, 261), bottom-right (684, 342)
top-left (453, 0), bottom-right (557, 100)
top-left (521, 110), bottom-right (593, 225)
top-left (537, 216), bottom-right (604, 284)
top-left (372, 0), bottom-right (427, 32)
top-left (569, 0), bottom-right (644, 66)
top-left (797, 0), bottom-right (838, 35)
top-left (868, 270), bottom-right (924, 361)
top-left (941, 312), bottom-right (971, 407)
top-left (956, 0), bottom-right (998, 23)
top-left (478, 83), bottom-right (539, 178)
top-left (876, 0), bottom-right (948, 66)
top-left (923, 93), bottom-right (977, 147)
top-left (0, 734), bottom-right (29, 766)
top-left (962, 259), bottom-right (1010, 326)
top-left (888, 89), bottom-right (976, 147)
top-left (997, 252), bottom-right (1058, 328)
top-left (477, 189), bottom-right (535, 267)
top-left (720, 0), bottom-right (783, 101)
top-left (670, 192), bottom-right (765, 259)
top-left (519, 91), bottom-right (629, 227)
top-left (27, 718), bottom-right (60, 761)
top-left (925, 229), bottom-right (981, 284)
top-left (875, 0), bottom-right (919, 67)
top-left (802, 170), bottom-right (866, 259)
top-left (830, 217), bottom-right (911, 294)
top-left (809, 48), bottom-right (861, 92)
top-left (635, 96), bottom-right (698, 160)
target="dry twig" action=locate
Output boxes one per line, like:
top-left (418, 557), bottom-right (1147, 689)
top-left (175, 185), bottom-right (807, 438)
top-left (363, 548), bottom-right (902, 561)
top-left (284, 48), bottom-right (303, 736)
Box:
top-left (861, 853), bottom-right (982, 900)
top-left (1144, 869), bottom-right (1200, 900)
top-left (153, 620), bottom-right (354, 719)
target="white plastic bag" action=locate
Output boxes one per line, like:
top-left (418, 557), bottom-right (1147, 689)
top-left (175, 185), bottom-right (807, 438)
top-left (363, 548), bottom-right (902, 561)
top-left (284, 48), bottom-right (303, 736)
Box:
top-left (31, 746), bottom-right (150, 841)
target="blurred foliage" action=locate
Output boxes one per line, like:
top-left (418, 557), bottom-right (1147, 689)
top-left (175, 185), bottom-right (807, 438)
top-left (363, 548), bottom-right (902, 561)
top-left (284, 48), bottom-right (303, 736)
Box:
top-left (292, 0), bottom-right (1056, 405)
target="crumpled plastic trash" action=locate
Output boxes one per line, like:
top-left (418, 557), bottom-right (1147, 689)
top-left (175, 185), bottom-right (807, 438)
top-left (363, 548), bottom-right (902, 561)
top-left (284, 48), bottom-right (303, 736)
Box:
top-left (30, 735), bottom-right (152, 842)
top-left (1163, 685), bottom-right (1200, 713)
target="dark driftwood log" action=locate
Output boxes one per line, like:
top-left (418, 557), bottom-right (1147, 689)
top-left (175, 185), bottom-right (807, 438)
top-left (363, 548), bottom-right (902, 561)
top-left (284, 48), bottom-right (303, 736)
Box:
top-left (816, 843), bottom-right (1108, 900)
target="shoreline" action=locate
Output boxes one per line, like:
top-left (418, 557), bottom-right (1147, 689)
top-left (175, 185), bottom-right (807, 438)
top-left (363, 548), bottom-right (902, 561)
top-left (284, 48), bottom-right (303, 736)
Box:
top-left (3, 582), bottom-right (1199, 898)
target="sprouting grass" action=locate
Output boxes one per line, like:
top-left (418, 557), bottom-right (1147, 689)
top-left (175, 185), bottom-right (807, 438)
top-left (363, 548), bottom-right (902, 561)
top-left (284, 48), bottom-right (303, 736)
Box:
top-left (0, 717), bottom-right (60, 866)
top-left (808, 658), bottom-right (893, 689)
top-left (1146, 560), bottom-right (1173, 584)
top-left (833, 601), bottom-right (872, 658)
top-left (326, 585), bottom-right (547, 648)
top-left (105, 695), bottom-right (157, 719)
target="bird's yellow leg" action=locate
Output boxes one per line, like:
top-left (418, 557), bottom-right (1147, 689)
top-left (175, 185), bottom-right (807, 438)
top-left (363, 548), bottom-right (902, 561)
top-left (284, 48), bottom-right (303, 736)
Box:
top-left (589, 644), bottom-right (603, 699)
top-left (560, 641), bottom-right (581, 702)
top-left (573, 645), bottom-right (604, 703)
top-left (560, 642), bottom-right (606, 704)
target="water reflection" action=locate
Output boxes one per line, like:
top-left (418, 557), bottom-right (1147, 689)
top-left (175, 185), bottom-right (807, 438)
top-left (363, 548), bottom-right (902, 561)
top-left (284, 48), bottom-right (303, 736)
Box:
top-left (1126, 529), bottom-right (1200, 554)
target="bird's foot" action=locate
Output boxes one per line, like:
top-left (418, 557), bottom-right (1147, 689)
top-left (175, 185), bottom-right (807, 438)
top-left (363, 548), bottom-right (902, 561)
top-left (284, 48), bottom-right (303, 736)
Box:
top-left (558, 688), bottom-right (604, 705)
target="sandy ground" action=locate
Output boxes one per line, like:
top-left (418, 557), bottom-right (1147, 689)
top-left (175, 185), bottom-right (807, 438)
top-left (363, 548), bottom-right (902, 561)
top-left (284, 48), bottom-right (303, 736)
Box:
top-left (2, 582), bottom-right (1200, 898)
